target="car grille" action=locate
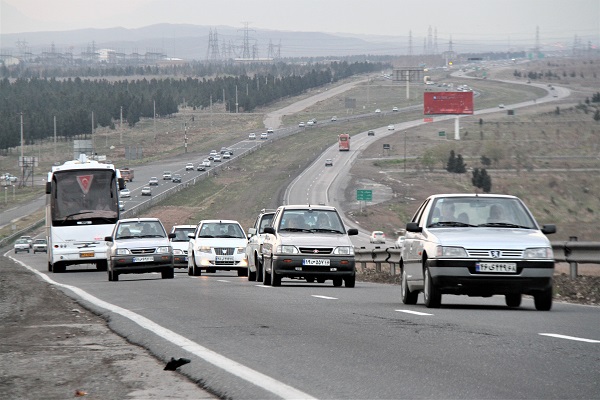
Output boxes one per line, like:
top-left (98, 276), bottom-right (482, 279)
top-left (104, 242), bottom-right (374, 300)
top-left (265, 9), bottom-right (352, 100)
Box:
top-left (214, 247), bottom-right (234, 255)
top-left (299, 247), bottom-right (334, 255)
top-left (130, 248), bottom-right (156, 255)
top-left (466, 249), bottom-right (524, 258)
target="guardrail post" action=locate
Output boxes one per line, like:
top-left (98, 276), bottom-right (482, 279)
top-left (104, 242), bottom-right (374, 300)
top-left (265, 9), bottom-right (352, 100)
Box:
top-left (569, 236), bottom-right (578, 279)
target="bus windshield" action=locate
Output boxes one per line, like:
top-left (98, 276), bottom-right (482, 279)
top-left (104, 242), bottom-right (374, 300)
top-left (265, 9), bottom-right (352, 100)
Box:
top-left (51, 169), bottom-right (119, 226)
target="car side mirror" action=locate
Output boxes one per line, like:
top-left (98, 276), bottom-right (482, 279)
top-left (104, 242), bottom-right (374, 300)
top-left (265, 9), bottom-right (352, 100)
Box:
top-left (188, 233), bottom-right (194, 238)
top-left (347, 228), bottom-right (358, 236)
top-left (118, 177), bottom-right (126, 190)
top-left (105, 236), bottom-right (113, 242)
top-left (406, 222), bottom-right (422, 233)
top-left (45, 182), bottom-right (51, 194)
top-left (264, 227), bottom-right (275, 235)
top-left (168, 233), bottom-right (176, 239)
top-left (541, 224), bottom-right (556, 235)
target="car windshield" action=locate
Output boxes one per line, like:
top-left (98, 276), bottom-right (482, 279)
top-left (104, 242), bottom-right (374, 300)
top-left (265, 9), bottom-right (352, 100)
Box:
top-left (172, 228), bottom-right (194, 241)
top-left (279, 209), bottom-right (345, 233)
top-left (426, 197), bottom-right (537, 229)
top-left (198, 222), bottom-right (245, 238)
top-left (116, 221), bottom-right (166, 239)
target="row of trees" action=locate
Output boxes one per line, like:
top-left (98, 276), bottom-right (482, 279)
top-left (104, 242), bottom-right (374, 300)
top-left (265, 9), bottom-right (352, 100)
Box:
top-left (446, 150), bottom-right (493, 192)
top-left (0, 61), bottom-right (385, 151)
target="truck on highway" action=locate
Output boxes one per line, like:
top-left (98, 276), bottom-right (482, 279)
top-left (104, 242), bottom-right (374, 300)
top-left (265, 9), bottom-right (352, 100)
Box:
top-left (120, 167), bottom-right (134, 182)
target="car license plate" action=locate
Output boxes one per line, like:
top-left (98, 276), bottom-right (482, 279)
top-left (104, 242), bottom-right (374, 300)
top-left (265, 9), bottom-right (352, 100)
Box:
top-left (303, 258), bottom-right (330, 266)
top-left (476, 262), bottom-right (517, 273)
top-left (215, 255), bottom-right (234, 262)
top-left (80, 252), bottom-right (94, 258)
top-left (133, 256), bottom-right (154, 262)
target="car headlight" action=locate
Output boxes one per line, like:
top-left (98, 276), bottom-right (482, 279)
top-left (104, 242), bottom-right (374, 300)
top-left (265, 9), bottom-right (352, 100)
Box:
top-left (333, 246), bottom-right (354, 255)
top-left (173, 249), bottom-right (183, 255)
top-left (116, 248), bottom-right (130, 255)
top-left (199, 245), bottom-right (212, 252)
top-left (156, 246), bottom-right (171, 254)
top-left (524, 247), bottom-right (553, 259)
top-left (436, 246), bottom-right (467, 258)
top-left (235, 247), bottom-right (245, 254)
top-left (276, 245), bottom-right (299, 254)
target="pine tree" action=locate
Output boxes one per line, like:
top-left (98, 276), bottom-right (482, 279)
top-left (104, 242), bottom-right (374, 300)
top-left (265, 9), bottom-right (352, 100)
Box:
top-left (446, 150), bottom-right (456, 172)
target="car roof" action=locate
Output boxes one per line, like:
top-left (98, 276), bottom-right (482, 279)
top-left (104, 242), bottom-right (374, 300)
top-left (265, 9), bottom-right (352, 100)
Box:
top-left (427, 193), bottom-right (518, 200)
top-left (199, 219), bottom-right (241, 224)
top-left (278, 204), bottom-right (337, 212)
top-left (119, 217), bottom-right (162, 223)
top-left (171, 225), bottom-right (195, 229)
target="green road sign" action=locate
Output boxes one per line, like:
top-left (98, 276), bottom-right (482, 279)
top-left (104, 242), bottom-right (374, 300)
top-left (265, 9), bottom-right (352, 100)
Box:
top-left (356, 189), bottom-right (373, 201)
top-left (438, 131), bottom-right (446, 137)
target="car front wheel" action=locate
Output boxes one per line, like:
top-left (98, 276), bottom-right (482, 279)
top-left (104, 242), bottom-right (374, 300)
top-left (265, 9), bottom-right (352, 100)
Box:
top-left (534, 287), bottom-right (553, 311)
top-left (423, 265), bottom-right (441, 308)
top-left (505, 293), bottom-right (522, 308)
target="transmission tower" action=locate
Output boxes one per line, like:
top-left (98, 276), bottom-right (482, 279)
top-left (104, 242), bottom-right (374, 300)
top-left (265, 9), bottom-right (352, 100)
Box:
top-left (239, 22), bottom-right (255, 59)
top-left (408, 30), bottom-right (413, 59)
top-left (534, 26), bottom-right (541, 58)
top-left (206, 28), bottom-right (221, 61)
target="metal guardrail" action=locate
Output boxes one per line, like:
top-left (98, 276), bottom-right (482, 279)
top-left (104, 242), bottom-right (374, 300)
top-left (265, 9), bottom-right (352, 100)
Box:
top-left (354, 239), bottom-right (599, 279)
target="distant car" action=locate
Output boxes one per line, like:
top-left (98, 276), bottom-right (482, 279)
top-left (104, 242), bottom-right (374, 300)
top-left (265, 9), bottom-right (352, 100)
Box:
top-left (185, 163), bottom-right (194, 171)
top-left (120, 188), bottom-right (131, 198)
top-left (202, 159), bottom-right (211, 168)
top-left (14, 239), bottom-right (30, 253)
top-left (387, 124), bottom-right (395, 130)
top-left (325, 159), bottom-right (333, 167)
top-left (187, 220), bottom-right (248, 276)
top-left (331, 116), bottom-right (337, 121)
top-left (213, 154), bottom-right (222, 162)
top-left (32, 238), bottom-right (48, 254)
top-left (401, 193), bottom-right (556, 310)
top-left (197, 164), bottom-right (206, 171)
top-left (375, 109), bottom-right (381, 114)
top-left (162, 171), bottom-right (172, 180)
top-left (141, 186), bottom-right (152, 196)
top-left (498, 104), bottom-right (505, 108)
top-left (170, 225), bottom-right (195, 269)
top-left (267, 128), bottom-right (274, 134)
top-left (395, 236), bottom-right (405, 250)
top-left (248, 133), bottom-right (256, 140)
top-left (308, 118), bottom-right (317, 125)
top-left (105, 217), bottom-right (175, 281)
top-left (367, 130), bottom-right (375, 136)
top-left (370, 231), bottom-right (386, 244)
top-left (222, 152), bottom-right (231, 159)
top-left (172, 174), bottom-right (182, 183)
top-left (20, 235), bottom-right (33, 248)
top-left (209, 150), bottom-right (218, 159)
top-left (260, 132), bottom-right (268, 140)
top-left (119, 200), bottom-right (125, 211)
top-left (392, 106), bottom-right (399, 112)
top-left (148, 177), bottom-right (159, 186)
top-left (299, 122), bottom-right (305, 128)
top-left (220, 147), bottom-right (234, 155)
top-left (306, 121), bottom-right (314, 126)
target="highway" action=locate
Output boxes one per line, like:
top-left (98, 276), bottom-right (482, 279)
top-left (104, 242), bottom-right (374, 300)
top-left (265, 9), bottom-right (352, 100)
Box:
top-left (6, 73), bottom-right (599, 399)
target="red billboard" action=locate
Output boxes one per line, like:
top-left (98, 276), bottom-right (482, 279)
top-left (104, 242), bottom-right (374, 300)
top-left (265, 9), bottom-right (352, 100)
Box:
top-left (423, 91), bottom-right (474, 115)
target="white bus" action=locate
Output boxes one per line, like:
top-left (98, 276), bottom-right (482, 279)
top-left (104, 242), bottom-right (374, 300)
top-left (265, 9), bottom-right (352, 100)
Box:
top-left (45, 154), bottom-right (125, 273)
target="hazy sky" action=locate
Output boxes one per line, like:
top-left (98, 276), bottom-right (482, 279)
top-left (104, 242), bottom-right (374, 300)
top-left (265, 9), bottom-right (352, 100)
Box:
top-left (2, 0), bottom-right (599, 44)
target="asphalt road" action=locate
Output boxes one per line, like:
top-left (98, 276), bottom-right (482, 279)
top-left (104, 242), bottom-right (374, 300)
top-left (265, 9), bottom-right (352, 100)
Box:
top-left (9, 253), bottom-right (600, 399)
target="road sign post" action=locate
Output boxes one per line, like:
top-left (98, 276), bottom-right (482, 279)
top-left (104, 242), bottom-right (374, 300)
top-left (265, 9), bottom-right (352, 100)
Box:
top-left (356, 189), bottom-right (373, 212)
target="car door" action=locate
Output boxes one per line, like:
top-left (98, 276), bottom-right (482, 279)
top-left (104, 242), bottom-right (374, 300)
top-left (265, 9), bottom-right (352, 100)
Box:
top-left (403, 198), bottom-right (431, 285)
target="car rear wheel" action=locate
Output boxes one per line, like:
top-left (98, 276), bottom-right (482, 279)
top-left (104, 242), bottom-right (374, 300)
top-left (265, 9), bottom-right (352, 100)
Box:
top-left (96, 260), bottom-right (108, 271)
top-left (306, 277), bottom-right (315, 283)
top-left (316, 277), bottom-right (325, 283)
top-left (534, 287), bottom-right (553, 311)
top-left (332, 277), bottom-right (343, 287)
top-left (256, 259), bottom-right (263, 282)
top-left (401, 267), bottom-right (419, 304)
top-left (505, 293), bottom-right (522, 308)
top-left (162, 268), bottom-right (174, 279)
top-left (423, 265), bottom-right (441, 308)
top-left (238, 269), bottom-right (247, 277)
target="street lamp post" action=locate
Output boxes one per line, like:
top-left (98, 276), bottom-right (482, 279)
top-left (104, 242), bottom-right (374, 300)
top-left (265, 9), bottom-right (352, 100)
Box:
top-left (404, 131), bottom-right (407, 173)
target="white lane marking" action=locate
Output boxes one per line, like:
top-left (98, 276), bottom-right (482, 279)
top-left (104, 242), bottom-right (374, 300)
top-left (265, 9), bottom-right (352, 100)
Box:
top-left (10, 257), bottom-right (316, 400)
top-left (395, 309), bottom-right (434, 316)
top-left (256, 284), bottom-right (272, 288)
top-left (216, 279), bottom-right (230, 283)
top-left (312, 295), bottom-right (337, 300)
top-left (539, 333), bottom-right (600, 343)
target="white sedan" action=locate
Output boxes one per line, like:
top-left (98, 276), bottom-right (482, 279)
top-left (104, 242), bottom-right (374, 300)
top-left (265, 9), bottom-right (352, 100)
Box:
top-left (119, 188), bottom-right (131, 198)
